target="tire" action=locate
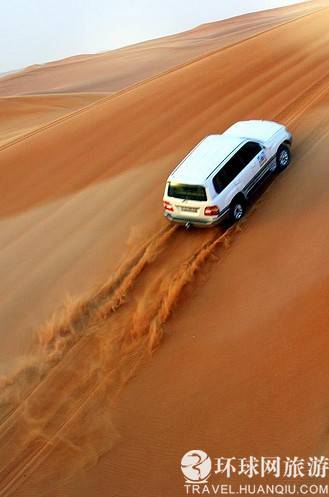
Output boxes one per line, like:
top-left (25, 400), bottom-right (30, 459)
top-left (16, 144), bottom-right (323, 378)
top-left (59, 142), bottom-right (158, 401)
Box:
top-left (229, 197), bottom-right (246, 223)
top-left (276, 144), bottom-right (291, 171)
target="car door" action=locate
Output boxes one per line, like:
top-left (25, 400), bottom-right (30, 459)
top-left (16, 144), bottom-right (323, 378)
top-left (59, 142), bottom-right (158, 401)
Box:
top-left (212, 152), bottom-right (244, 209)
top-left (236, 141), bottom-right (263, 195)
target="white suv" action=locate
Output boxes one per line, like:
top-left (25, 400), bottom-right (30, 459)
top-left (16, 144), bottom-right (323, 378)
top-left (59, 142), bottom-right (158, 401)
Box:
top-left (163, 120), bottom-right (292, 227)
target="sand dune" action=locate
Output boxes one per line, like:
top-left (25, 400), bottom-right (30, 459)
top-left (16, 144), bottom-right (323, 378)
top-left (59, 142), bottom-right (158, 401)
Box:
top-left (0, 1), bottom-right (329, 496)
top-left (0, 94), bottom-right (105, 145)
top-left (0, 0), bottom-right (327, 96)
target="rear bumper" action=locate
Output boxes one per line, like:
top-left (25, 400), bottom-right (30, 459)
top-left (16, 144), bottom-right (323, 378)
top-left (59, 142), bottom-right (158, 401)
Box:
top-left (164, 207), bottom-right (229, 227)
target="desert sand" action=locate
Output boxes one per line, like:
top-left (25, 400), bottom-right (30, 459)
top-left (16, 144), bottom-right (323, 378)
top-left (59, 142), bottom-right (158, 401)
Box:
top-left (0, 1), bottom-right (329, 496)
top-left (0, 94), bottom-right (105, 146)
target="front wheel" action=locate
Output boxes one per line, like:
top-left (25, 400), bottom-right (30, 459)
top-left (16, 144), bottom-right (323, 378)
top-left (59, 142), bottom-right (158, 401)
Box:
top-left (276, 144), bottom-right (291, 171)
top-left (229, 197), bottom-right (246, 223)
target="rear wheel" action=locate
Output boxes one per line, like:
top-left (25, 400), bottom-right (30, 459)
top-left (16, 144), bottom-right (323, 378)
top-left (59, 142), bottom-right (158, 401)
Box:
top-left (276, 144), bottom-right (291, 171)
top-left (229, 197), bottom-right (246, 223)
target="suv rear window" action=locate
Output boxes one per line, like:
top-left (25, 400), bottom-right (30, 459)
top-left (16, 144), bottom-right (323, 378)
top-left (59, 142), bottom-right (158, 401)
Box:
top-left (167, 183), bottom-right (207, 201)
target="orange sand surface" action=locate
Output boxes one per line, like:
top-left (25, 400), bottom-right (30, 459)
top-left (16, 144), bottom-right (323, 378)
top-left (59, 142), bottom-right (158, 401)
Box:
top-left (0, 94), bottom-right (105, 145)
top-left (0, 2), bottom-right (329, 496)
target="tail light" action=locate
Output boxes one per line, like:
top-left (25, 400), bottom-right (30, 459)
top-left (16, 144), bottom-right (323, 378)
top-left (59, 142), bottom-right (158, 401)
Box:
top-left (204, 205), bottom-right (220, 216)
top-left (163, 200), bottom-right (174, 212)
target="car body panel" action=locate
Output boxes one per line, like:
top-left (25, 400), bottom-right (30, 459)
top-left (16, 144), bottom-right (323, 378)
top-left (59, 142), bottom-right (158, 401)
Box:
top-left (169, 134), bottom-right (245, 185)
top-left (224, 120), bottom-right (284, 143)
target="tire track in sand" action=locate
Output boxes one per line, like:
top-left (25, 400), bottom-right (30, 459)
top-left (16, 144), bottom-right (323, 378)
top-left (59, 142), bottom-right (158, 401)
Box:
top-left (0, 224), bottom-right (239, 496)
top-left (0, 223), bottom-right (177, 426)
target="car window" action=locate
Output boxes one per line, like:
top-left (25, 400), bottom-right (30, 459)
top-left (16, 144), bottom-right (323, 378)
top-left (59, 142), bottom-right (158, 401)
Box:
top-left (167, 183), bottom-right (207, 201)
top-left (213, 152), bottom-right (244, 194)
top-left (237, 142), bottom-right (262, 167)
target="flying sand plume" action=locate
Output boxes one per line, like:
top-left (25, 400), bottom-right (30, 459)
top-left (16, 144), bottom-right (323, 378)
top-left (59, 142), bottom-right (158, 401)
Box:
top-left (0, 221), bottom-right (239, 495)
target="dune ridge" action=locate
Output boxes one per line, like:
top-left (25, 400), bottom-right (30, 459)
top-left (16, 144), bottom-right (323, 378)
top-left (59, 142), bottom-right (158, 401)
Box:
top-left (1, 0), bottom-right (328, 152)
top-left (0, 0), bottom-right (327, 97)
top-left (0, 93), bottom-right (106, 146)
